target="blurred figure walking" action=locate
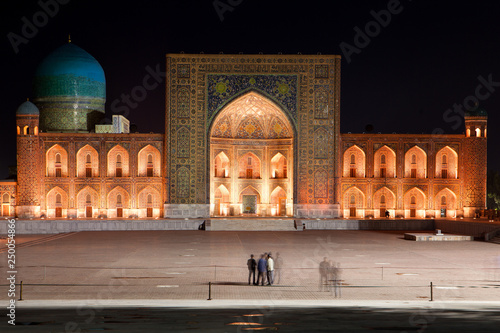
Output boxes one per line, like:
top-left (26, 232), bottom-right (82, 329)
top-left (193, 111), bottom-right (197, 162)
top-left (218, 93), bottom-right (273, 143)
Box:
top-left (257, 254), bottom-right (267, 286)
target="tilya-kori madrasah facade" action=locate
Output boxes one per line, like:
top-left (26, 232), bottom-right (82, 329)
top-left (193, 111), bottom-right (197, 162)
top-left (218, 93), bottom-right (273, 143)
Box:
top-left (4, 42), bottom-right (488, 220)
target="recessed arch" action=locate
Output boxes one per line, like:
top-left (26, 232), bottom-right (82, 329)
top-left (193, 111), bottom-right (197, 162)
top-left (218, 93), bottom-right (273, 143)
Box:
top-left (209, 89), bottom-right (297, 134)
top-left (77, 145), bottom-right (99, 177)
top-left (270, 152), bottom-right (288, 179)
top-left (373, 187), bottom-right (396, 217)
top-left (343, 186), bottom-right (366, 218)
top-left (343, 145), bottom-right (366, 177)
top-left (76, 186), bottom-right (99, 218)
top-left (434, 188), bottom-right (457, 218)
top-left (210, 91), bottom-right (294, 139)
top-left (108, 145), bottom-right (129, 177)
top-left (46, 186), bottom-right (68, 218)
top-left (46, 144), bottom-right (68, 177)
top-left (405, 145), bottom-right (427, 178)
top-left (374, 145), bottom-right (396, 178)
top-left (214, 151), bottom-right (230, 178)
top-left (138, 186), bottom-right (161, 218)
top-left (138, 145), bottom-right (161, 177)
top-left (404, 187), bottom-right (427, 218)
top-left (435, 146), bottom-right (458, 179)
top-left (209, 91), bottom-right (294, 217)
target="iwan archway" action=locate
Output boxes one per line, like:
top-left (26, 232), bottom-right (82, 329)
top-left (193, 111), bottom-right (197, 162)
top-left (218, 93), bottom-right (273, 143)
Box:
top-left (209, 92), bottom-right (293, 216)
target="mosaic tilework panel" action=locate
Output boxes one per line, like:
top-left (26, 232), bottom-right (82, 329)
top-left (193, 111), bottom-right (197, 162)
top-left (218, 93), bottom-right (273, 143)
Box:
top-left (40, 108), bottom-right (104, 132)
top-left (206, 74), bottom-right (298, 124)
top-left (177, 64), bottom-right (190, 79)
top-left (315, 65), bottom-right (329, 78)
top-left (314, 85), bottom-right (329, 119)
top-left (464, 139), bottom-right (487, 207)
top-left (177, 87), bottom-right (190, 118)
top-left (34, 74), bottom-right (105, 99)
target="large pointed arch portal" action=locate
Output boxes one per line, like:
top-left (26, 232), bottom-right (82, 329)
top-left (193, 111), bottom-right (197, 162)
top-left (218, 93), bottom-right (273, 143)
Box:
top-left (209, 92), bottom-right (294, 216)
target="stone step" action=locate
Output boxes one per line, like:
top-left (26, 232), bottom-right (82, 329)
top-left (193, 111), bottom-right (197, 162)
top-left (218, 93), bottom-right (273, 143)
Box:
top-left (488, 236), bottom-right (500, 244)
top-left (207, 219), bottom-right (297, 231)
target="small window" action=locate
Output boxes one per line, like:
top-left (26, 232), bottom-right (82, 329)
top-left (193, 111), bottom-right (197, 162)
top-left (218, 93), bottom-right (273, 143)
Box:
top-left (442, 155), bottom-right (447, 165)
top-left (55, 153), bottom-right (61, 164)
top-left (17, 126), bottom-right (20, 135)
top-left (381, 154), bottom-right (386, 165)
top-left (410, 196), bottom-right (416, 205)
top-left (56, 193), bottom-right (62, 204)
top-left (350, 195), bottom-right (355, 205)
top-left (3, 193), bottom-right (10, 203)
top-left (350, 154), bottom-right (355, 164)
top-left (248, 157), bottom-right (252, 165)
top-left (86, 154), bottom-right (91, 164)
top-left (411, 154), bottom-right (416, 164)
top-left (147, 154), bottom-right (153, 164)
top-left (441, 196), bottom-right (446, 206)
top-left (147, 194), bottom-right (153, 204)
top-left (117, 194), bottom-right (122, 205)
top-left (86, 194), bottom-right (91, 204)
top-left (117, 154), bottom-right (122, 164)
top-left (381, 195), bottom-right (386, 204)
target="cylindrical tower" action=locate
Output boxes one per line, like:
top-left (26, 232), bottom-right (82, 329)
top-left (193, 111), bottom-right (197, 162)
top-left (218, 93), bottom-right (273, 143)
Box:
top-left (16, 100), bottom-right (41, 218)
top-left (33, 41), bottom-right (106, 132)
top-left (463, 104), bottom-right (488, 217)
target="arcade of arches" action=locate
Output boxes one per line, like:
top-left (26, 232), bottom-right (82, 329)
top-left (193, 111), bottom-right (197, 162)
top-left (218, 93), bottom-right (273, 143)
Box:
top-left (210, 92), bottom-right (293, 216)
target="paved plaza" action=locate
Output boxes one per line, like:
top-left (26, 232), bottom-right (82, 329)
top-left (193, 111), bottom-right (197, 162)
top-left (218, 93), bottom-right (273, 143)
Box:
top-left (1, 230), bottom-right (499, 331)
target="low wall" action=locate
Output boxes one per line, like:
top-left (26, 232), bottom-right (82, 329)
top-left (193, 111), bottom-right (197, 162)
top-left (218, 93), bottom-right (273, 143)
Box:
top-left (435, 220), bottom-right (500, 238)
top-left (0, 219), bottom-right (204, 234)
top-left (302, 219), bottom-right (435, 230)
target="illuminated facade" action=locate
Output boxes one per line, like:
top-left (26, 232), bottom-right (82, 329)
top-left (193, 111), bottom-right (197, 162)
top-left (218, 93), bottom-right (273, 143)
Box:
top-left (7, 43), bottom-right (487, 220)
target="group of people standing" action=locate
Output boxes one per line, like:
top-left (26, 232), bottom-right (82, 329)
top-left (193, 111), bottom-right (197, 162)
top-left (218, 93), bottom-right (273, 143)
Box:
top-left (247, 252), bottom-right (282, 286)
top-left (319, 257), bottom-right (342, 297)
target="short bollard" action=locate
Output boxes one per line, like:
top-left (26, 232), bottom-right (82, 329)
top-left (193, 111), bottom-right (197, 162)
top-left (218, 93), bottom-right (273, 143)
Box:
top-left (19, 281), bottom-right (23, 301)
top-left (430, 282), bottom-right (433, 302)
top-left (207, 282), bottom-right (212, 301)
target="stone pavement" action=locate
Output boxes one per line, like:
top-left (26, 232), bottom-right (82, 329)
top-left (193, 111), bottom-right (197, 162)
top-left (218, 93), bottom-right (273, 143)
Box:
top-left (1, 230), bottom-right (499, 302)
top-left (1, 230), bottom-right (500, 332)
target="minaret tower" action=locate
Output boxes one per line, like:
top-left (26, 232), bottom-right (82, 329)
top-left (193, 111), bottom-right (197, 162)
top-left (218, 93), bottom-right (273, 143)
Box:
top-left (16, 100), bottom-right (41, 218)
top-left (463, 104), bottom-right (488, 217)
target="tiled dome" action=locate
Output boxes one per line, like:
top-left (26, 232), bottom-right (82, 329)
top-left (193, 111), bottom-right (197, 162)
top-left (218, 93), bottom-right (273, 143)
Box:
top-left (16, 100), bottom-right (39, 115)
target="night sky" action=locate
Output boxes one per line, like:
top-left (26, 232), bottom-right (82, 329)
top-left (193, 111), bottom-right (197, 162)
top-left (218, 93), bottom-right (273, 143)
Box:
top-left (2, 0), bottom-right (500, 179)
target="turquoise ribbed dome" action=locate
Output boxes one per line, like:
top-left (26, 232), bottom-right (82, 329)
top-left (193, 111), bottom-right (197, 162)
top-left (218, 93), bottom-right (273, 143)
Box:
top-left (16, 100), bottom-right (39, 115)
top-left (32, 42), bottom-right (106, 132)
top-left (33, 42), bottom-right (105, 99)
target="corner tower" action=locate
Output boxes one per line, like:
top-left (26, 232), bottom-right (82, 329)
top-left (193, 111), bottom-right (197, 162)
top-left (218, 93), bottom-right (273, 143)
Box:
top-left (463, 105), bottom-right (488, 217)
top-left (16, 100), bottom-right (41, 218)
top-left (33, 41), bottom-right (106, 132)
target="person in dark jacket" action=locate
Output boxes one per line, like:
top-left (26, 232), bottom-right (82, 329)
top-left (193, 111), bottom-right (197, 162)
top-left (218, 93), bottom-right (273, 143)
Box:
top-left (257, 254), bottom-right (267, 286)
top-left (247, 254), bottom-right (257, 285)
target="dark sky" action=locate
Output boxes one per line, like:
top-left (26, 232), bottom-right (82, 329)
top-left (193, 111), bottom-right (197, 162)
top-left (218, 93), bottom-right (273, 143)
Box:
top-left (2, 0), bottom-right (500, 179)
